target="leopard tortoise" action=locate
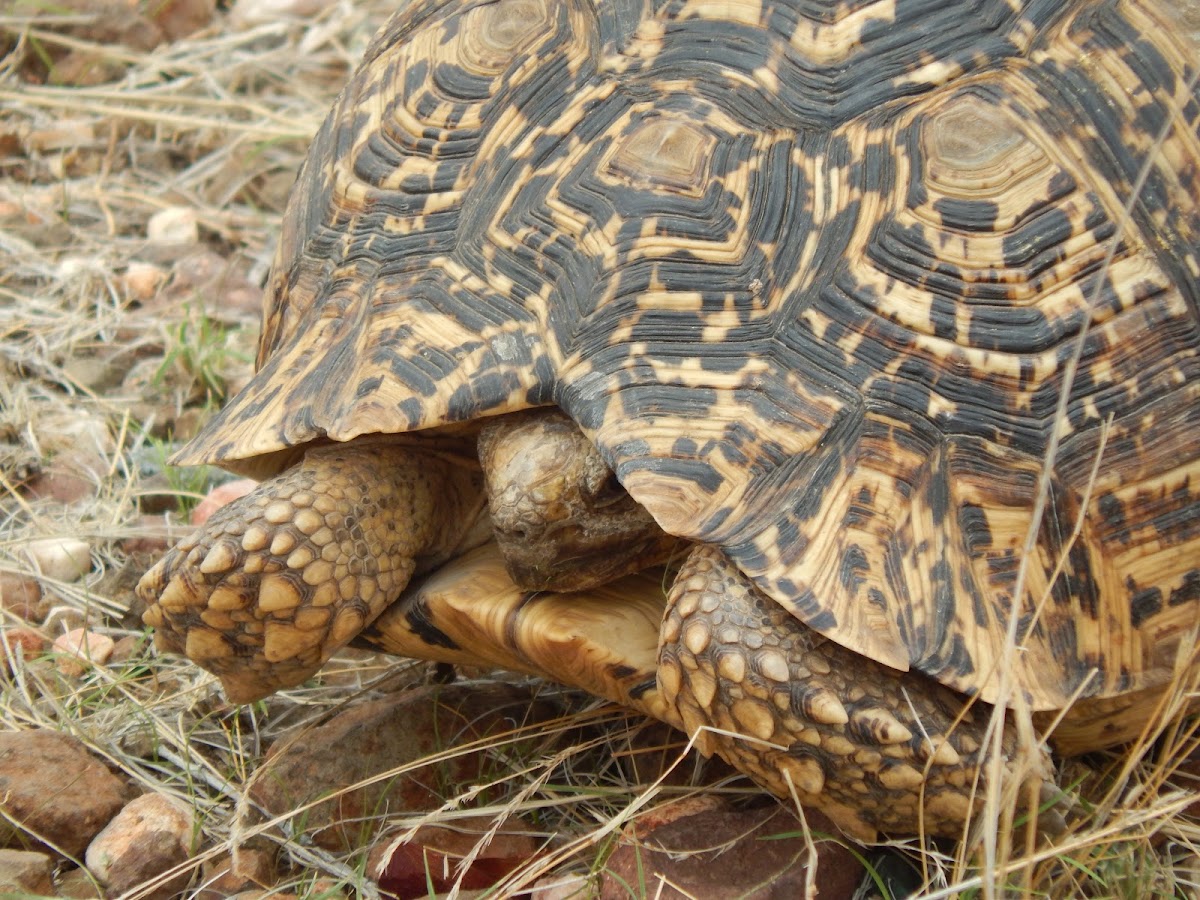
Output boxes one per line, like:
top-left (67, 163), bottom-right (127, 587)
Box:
top-left (138, 0), bottom-right (1200, 839)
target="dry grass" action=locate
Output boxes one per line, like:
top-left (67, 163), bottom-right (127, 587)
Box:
top-left (1, 2), bottom-right (1198, 898)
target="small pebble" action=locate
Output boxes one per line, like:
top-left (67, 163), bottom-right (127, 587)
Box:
top-left (147, 206), bottom-right (199, 245)
top-left (86, 793), bottom-right (195, 897)
top-left (2, 627), bottom-right (47, 670)
top-left (229, 0), bottom-right (335, 27)
top-left (0, 848), bottom-right (53, 894)
top-left (0, 572), bottom-right (48, 623)
top-left (120, 262), bottom-right (167, 301)
top-left (19, 537), bottom-right (92, 582)
top-left (192, 479), bottom-right (258, 525)
top-left (53, 628), bottom-right (116, 677)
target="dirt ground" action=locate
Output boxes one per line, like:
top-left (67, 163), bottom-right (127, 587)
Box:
top-left (2, 1), bottom-right (1200, 898)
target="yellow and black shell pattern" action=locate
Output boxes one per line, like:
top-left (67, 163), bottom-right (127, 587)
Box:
top-left (180, 0), bottom-right (1200, 713)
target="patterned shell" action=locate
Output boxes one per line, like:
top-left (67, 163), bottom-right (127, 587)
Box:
top-left (180, 0), bottom-right (1200, 712)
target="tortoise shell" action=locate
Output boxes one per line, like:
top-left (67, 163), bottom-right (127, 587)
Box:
top-left (179, 0), bottom-right (1200, 714)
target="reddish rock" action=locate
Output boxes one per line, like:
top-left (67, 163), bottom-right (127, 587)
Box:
top-left (166, 248), bottom-right (227, 290)
top-left (120, 516), bottom-right (181, 555)
top-left (0, 730), bottom-right (129, 857)
top-left (613, 719), bottom-right (736, 789)
top-left (55, 865), bottom-right (105, 898)
top-left (0, 572), bottom-right (48, 623)
top-left (250, 683), bottom-right (560, 851)
top-left (86, 792), bottom-right (195, 898)
top-left (119, 262), bottom-right (167, 302)
top-left (25, 447), bottom-right (106, 504)
top-left (0, 847), bottom-right (53, 894)
top-left (25, 470), bottom-right (92, 504)
top-left (195, 845), bottom-right (278, 898)
top-left (600, 798), bottom-right (864, 900)
top-left (191, 478), bottom-right (257, 525)
top-left (53, 628), bottom-right (116, 677)
top-left (369, 815), bottom-right (542, 899)
top-left (149, 0), bottom-right (216, 40)
top-left (1, 626), bottom-right (47, 673)
top-left (109, 634), bottom-right (147, 665)
top-left (224, 284), bottom-right (264, 317)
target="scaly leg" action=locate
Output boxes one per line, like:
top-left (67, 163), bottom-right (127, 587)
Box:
top-left (138, 442), bottom-right (485, 702)
top-left (658, 544), bottom-right (1057, 840)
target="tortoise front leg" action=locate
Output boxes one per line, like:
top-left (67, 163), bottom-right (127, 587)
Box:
top-left (658, 545), bottom-right (1057, 840)
top-left (138, 443), bottom-right (485, 703)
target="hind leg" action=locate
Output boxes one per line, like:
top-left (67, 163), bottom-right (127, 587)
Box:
top-left (658, 544), bottom-right (1057, 840)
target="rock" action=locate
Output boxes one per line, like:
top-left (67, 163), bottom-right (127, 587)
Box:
top-left (23, 120), bottom-right (97, 153)
top-left (1, 626), bottom-right (47, 673)
top-left (55, 865), bottom-right (104, 898)
top-left (530, 873), bottom-right (591, 899)
top-left (166, 248), bottom-right (227, 292)
top-left (25, 469), bottom-right (94, 504)
top-left (251, 683), bottom-right (560, 851)
top-left (0, 572), bottom-right (48, 623)
top-left (172, 406), bottom-right (211, 443)
top-left (149, 0), bottom-right (216, 40)
top-left (0, 730), bottom-right (128, 857)
top-left (61, 354), bottom-right (125, 393)
top-left (613, 719), bottom-right (736, 789)
top-left (228, 0), bottom-right (336, 28)
top-left (120, 516), bottom-right (178, 555)
top-left (41, 604), bottom-right (89, 636)
top-left (147, 206), bottom-right (199, 245)
top-left (136, 472), bottom-right (187, 514)
top-left (191, 478), bottom-right (258, 525)
top-left (195, 845), bottom-right (278, 898)
top-left (600, 798), bottom-right (864, 900)
top-left (92, 559), bottom-right (160, 631)
top-left (0, 847), bottom-right (53, 894)
top-left (86, 792), bottom-right (195, 898)
top-left (32, 409), bottom-right (114, 461)
top-left (53, 629), bottom-right (116, 677)
top-left (119, 262), bottom-right (167, 302)
top-left (24, 449), bottom-right (103, 504)
top-left (109, 634), bottom-right (147, 665)
top-left (369, 814), bottom-right (542, 898)
top-left (17, 537), bottom-right (92, 582)
top-left (1159, 746), bottom-right (1200, 825)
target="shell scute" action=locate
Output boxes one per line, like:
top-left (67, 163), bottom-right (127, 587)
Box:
top-left (181, 0), bottom-right (1200, 707)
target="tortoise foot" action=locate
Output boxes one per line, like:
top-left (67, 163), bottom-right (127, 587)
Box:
top-left (137, 443), bottom-right (484, 702)
top-left (659, 545), bottom-right (1057, 840)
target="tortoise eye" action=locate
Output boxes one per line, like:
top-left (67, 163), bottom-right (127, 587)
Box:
top-left (608, 116), bottom-right (716, 194)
